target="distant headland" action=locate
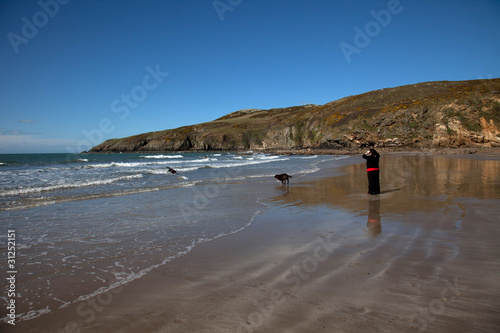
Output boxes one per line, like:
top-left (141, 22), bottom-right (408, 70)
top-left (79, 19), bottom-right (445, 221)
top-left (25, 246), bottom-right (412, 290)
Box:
top-left (88, 79), bottom-right (500, 154)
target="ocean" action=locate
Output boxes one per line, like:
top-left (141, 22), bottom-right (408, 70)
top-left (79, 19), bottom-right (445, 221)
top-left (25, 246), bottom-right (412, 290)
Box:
top-left (0, 152), bottom-right (349, 323)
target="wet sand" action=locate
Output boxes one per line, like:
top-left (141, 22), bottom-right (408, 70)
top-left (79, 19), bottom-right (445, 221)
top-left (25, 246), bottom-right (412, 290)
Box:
top-left (8, 153), bottom-right (500, 333)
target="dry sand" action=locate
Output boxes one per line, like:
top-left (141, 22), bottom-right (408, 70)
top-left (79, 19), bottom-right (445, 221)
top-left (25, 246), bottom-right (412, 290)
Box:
top-left (8, 153), bottom-right (500, 333)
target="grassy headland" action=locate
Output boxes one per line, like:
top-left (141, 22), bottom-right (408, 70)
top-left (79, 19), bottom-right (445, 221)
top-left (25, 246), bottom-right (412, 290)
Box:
top-left (89, 79), bottom-right (500, 153)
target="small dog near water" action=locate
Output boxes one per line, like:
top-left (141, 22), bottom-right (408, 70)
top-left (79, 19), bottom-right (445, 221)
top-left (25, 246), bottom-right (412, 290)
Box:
top-left (275, 173), bottom-right (292, 185)
top-left (167, 167), bottom-right (177, 175)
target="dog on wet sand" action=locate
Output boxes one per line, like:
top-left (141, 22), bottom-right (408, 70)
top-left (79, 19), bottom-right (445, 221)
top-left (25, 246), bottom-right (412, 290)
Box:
top-left (275, 173), bottom-right (292, 185)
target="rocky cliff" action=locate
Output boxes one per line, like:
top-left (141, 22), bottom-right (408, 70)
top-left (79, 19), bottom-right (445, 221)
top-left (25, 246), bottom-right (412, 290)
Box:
top-left (89, 79), bottom-right (500, 153)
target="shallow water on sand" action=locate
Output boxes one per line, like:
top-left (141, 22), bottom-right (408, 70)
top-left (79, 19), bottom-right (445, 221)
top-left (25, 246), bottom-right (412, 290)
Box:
top-left (262, 155), bottom-right (500, 332)
top-left (0, 152), bottom-right (349, 323)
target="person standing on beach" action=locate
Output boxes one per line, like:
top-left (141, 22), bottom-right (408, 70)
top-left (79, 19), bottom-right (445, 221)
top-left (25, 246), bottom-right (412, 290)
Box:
top-left (362, 146), bottom-right (380, 195)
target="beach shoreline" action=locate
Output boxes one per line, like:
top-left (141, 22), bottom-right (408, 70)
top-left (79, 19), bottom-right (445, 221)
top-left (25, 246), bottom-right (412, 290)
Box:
top-left (84, 146), bottom-right (500, 157)
top-left (5, 152), bottom-right (500, 332)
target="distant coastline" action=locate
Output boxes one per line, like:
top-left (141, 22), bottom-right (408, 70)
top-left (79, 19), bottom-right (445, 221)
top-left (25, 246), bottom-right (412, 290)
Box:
top-left (85, 146), bottom-right (500, 156)
top-left (88, 79), bottom-right (500, 154)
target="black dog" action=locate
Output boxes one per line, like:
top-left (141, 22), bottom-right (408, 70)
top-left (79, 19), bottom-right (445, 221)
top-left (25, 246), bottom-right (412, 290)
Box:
top-left (167, 167), bottom-right (177, 175)
top-left (275, 173), bottom-right (292, 185)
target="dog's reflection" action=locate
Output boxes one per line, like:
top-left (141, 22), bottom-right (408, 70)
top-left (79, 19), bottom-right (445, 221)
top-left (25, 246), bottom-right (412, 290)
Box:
top-left (367, 198), bottom-right (381, 236)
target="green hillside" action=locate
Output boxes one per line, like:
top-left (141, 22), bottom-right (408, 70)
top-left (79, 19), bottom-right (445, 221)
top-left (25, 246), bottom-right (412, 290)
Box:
top-left (89, 79), bottom-right (500, 153)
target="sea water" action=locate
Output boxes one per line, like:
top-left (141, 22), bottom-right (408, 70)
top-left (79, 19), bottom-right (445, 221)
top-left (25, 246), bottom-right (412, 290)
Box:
top-left (0, 152), bottom-right (348, 323)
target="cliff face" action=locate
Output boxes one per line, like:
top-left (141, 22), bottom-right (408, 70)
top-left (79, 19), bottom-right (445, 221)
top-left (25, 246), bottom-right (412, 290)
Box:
top-left (89, 79), bottom-right (500, 153)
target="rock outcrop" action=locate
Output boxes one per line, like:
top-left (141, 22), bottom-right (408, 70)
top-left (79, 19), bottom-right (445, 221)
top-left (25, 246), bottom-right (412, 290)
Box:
top-left (89, 79), bottom-right (500, 153)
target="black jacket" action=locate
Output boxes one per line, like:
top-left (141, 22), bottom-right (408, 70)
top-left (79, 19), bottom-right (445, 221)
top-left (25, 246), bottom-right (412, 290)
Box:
top-left (362, 149), bottom-right (380, 169)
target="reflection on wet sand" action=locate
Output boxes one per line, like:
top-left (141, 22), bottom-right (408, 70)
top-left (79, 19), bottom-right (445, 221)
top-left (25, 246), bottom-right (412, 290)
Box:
top-left (258, 154), bottom-right (500, 332)
top-left (367, 197), bottom-right (381, 236)
top-left (381, 155), bottom-right (500, 199)
top-left (268, 155), bottom-right (500, 218)
top-left (262, 154), bottom-right (500, 332)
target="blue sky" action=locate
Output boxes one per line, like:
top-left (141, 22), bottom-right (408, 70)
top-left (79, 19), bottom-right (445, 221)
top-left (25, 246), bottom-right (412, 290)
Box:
top-left (0, 0), bottom-right (499, 153)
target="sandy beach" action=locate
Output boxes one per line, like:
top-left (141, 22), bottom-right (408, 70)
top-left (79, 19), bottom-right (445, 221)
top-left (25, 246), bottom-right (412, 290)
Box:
top-left (6, 152), bottom-right (500, 333)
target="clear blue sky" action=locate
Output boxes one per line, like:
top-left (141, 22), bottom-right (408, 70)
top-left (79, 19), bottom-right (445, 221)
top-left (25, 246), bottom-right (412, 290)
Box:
top-left (1, 0), bottom-right (499, 153)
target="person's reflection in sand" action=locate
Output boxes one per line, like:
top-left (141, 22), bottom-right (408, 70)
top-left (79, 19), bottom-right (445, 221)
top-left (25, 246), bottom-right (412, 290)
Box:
top-left (367, 197), bottom-right (381, 236)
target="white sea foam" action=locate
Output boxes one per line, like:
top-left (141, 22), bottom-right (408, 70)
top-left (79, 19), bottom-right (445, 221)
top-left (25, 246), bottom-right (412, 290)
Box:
top-left (254, 154), bottom-right (280, 160)
top-left (20, 208), bottom-right (263, 323)
top-left (0, 174), bottom-right (144, 196)
top-left (15, 307), bottom-right (51, 322)
top-left (82, 154), bottom-right (287, 171)
top-left (142, 154), bottom-right (184, 159)
top-left (61, 255), bottom-right (77, 263)
top-left (187, 158), bottom-right (218, 163)
top-left (176, 166), bottom-right (201, 172)
top-left (209, 157), bottom-right (290, 169)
